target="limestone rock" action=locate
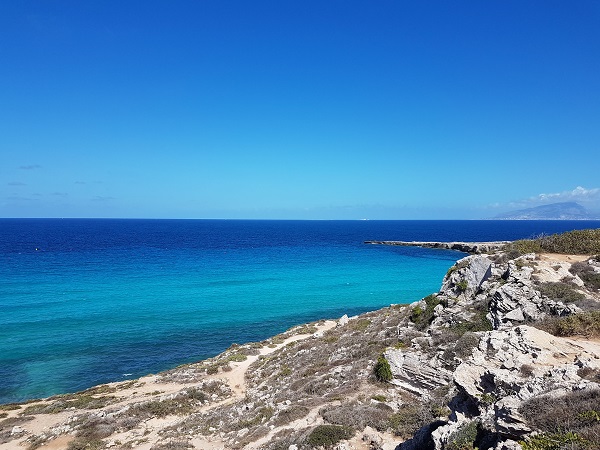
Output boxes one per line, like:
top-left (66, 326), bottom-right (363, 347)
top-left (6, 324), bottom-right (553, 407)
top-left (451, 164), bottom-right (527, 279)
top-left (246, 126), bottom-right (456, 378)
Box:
top-left (385, 348), bottom-right (453, 396)
top-left (441, 255), bottom-right (493, 298)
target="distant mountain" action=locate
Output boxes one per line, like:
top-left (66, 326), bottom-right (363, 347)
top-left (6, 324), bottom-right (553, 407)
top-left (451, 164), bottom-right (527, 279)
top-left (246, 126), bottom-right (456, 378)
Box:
top-left (493, 202), bottom-right (595, 220)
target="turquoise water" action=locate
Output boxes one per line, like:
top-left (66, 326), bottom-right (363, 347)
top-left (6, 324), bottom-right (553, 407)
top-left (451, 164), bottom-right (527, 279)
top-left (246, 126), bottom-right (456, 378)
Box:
top-left (2, 219), bottom-right (599, 403)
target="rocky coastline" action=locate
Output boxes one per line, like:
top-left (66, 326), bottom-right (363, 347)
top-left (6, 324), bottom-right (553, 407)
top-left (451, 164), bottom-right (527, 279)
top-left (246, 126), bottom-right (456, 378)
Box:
top-left (364, 241), bottom-right (510, 255)
top-left (1, 240), bottom-right (600, 450)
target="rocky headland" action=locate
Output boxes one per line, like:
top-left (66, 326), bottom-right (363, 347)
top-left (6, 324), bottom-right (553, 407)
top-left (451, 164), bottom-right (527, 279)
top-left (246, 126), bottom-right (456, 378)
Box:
top-left (364, 241), bottom-right (510, 254)
top-left (2, 231), bottom-right (600, 450)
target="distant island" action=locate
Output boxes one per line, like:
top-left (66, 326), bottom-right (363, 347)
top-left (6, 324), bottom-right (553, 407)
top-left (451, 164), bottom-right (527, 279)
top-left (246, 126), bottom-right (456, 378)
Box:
top-left (493, 201), bottom-right (597, 220)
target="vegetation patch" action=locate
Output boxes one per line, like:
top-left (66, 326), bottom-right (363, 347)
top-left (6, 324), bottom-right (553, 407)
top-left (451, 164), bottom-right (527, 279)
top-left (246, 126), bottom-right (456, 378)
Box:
top-left (1, 415), bottom-right (34, 445)
top-left (509, 229), bottom-right (600, 256)
top-left (535, 312), bottom-right (600, 338)
top-left (321, 402), bottom-right (393, 432)
top-left (273, 405), bottom-right (310, 426)
top-left (520, 431), bottom-right (589, 450)
top-left (306, 424), bottom-right (354, 447)
top-left (227, 352), bottom-right (248, 362)
top-left (519, 388), bottom-right (600, 449)
top-left (410, 295), bottom-right (440, 330)
top-left (446, 260), bottom-right (469, 278)
top-left (446, 421), bottom-right (479, 450)
top-left (150, 441), bottom-right (193, 450)
top-left (0, 404), bottom-right (21, 411)
top-left (456, 280), bottom-right (468, 292)
top-left (350, 318), bottom-right (371, 331)
top-left (505, 240), bottom-right (544, 257)
top-left (537, 282), bottom-right (586, 303)
top-left (22, 394), bottom-right (117, 415)
top-left (373, 355), bottom-right (393, 382)
top-left (388, 404), bottom-right (435, 439)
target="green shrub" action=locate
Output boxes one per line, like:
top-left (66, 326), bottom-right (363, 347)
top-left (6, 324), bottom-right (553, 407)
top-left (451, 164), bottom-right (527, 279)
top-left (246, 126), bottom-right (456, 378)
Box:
top-left (505, 239), bottom-right (544, 256)
top-left (227, 353), bottom-right (247, 362)
top-left (519, 388), bottom-right (600, 448)
top-left (507, 229), bottom-right (600, 256)
top-left (388, 404), bottom-right (434, 439)
top-left (537, 282), bottom-right (586, 303)
top-left (536, 312), bottom-right (600, 338)
top-left (537, 229), bottom-right (600, 255)
top-left (580, 272), bottom-right (600, 291)
top-left (306, 425), bottom-right (354, 447)
top-left (374, 355), bottom-right (393, 382)
top-left (277, 365), bottom-right (292, 378)
top-left (67, 438), bottom-right (105, 450)
top-left (0, 404), bottom-right (21, 411)
top-left (456, 280), bottom-right (468, 292)
top-left (350, 319), bottom-right (371, 331)
top-left (520, 431), bottom-right (588, 450)
top-left (446, 420), bottom-right (479, 450)
top-left (410, 295), bottom-right (440, 330)
top-left (321, 403), bottom-right (393, 432)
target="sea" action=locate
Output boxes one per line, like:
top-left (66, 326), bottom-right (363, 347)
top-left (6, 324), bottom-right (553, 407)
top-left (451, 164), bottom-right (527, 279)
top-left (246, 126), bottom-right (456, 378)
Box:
top-left (1, 219), bottom-right (599, 404)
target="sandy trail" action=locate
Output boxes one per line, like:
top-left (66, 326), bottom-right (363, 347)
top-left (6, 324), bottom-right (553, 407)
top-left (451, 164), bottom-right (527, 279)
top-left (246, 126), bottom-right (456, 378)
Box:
top-left (539, 253), bottom-right (591, 263)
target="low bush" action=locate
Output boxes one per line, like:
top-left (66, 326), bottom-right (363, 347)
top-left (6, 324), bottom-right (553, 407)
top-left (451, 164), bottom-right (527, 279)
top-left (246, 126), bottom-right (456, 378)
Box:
top-left (507, 229), bottom-right (600, 256)
top-left (410, 295), bottom-right (440, 330)
top-left (22, 394), bottom-right (116, 415)
top-left (373, 355), bottom-right (393, 382)
top-left (456, 280), bottom-right (468, 292)
top-left (321, 403), bottom-right (392, 432)
top-left (537, 282), bottom-right (586, 303)
top-left (306, 424), bottom-right (354, 447)
top-left (535, 312), bottom-right (600, 338)
top-left (388, 404), bottom-right (434, 439)
top-left (520, 431), bottom-right (588, 450)
top-left (446, 421), bottom-right (479, 450)
top-left (569, 261), bottom-right (594, 277)
top-left (519, 388), bottom-right (600, 449)
top-left (504, 240), bottom-right (544, 256)
top-left (537, 229), bottom-right (600, 255)
top-left (272, 405), bottom-right (310, 426)
top-left (151, 441), bottom-right (193, 450)
top-left (578, 367), bottom-right (600, 382)
top-left (580, 272), bottom-right (600, 291)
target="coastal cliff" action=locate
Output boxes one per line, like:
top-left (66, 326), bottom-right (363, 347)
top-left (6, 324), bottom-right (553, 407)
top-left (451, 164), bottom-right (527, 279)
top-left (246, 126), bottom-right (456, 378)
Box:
top-left (1, 232), bottom-right (600, 450)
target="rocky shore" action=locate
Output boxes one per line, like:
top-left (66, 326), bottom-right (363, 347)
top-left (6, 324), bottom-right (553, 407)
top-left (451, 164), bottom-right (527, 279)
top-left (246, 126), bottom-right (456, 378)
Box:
top-left (364, 241), bottom-right (510, 254)
top-left (1, 242), bottom-right (600, 450)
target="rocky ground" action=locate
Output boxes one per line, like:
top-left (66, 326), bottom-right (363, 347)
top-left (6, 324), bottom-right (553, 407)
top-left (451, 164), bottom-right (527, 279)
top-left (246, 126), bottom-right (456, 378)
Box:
top-left (1, 247), bottom-right (600, 450)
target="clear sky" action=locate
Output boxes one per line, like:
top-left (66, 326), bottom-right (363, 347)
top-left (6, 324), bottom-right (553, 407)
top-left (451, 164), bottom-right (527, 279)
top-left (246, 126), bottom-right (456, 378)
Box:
top-left (1, 1), bottom-right (599, 219)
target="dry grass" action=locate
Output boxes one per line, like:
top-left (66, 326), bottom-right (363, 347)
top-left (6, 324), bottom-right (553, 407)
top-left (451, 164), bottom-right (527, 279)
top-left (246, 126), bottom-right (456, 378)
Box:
top-left (534, 311), bottom-right (600, 338)
top-left (519, 389), bottom-right (600, 449)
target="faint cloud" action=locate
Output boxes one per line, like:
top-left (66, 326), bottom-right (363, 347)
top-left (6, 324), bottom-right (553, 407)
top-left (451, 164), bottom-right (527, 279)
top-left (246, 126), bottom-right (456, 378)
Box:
top-left (91, 196), bottom-right (115, 202)
top-left (74, 181), bottom-right (86, 185)
top-left (531, 186), bottom-right (600, 204)
top-left (19, 164), bottom-right (42, 170)
top-left (8, 182), bottom-right (26, 186)
top-left (51, 192), bottom-right (69, 197)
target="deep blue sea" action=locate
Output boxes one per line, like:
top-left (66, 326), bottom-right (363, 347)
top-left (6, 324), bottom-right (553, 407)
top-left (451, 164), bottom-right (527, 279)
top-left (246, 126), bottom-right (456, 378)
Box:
top-left (1, 219), bottom-right (599, 404)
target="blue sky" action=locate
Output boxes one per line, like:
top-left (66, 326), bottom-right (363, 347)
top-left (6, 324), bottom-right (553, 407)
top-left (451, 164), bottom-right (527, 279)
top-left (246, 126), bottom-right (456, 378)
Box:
top-left (1, 1), bottom-right (599, 219)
